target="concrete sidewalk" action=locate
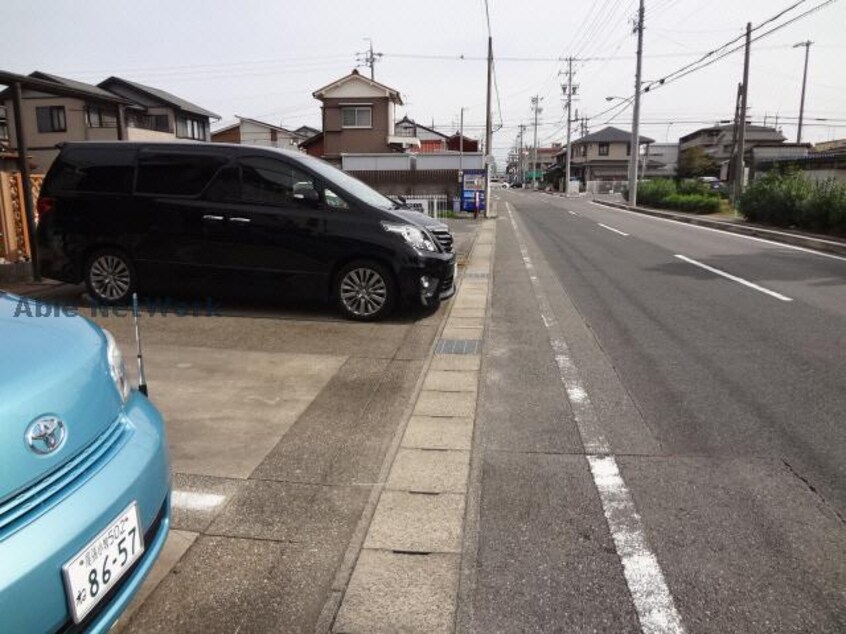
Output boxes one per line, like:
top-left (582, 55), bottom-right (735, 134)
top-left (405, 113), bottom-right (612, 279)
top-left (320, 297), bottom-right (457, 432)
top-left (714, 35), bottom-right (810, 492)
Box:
top-left (327, 220), bottom-right (496, 633)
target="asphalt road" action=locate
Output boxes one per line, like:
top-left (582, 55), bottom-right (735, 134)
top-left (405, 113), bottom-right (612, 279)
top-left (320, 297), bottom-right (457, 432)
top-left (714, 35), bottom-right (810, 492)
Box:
top-left (461, 192), bottom-right (845, 633)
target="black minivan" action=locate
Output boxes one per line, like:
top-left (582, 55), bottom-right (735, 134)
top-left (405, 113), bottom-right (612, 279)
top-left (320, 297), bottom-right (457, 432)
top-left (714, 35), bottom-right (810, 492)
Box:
top-left (36, 142), bottom-right (456, 320)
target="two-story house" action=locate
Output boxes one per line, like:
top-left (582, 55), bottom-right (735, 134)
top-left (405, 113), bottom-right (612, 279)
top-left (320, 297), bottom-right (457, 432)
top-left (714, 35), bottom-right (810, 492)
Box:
top-left (98, 76), bottom-right (219, 142)
top-left (563, 126), bottom-right (654, 185)
top-left (679, 123), bottom-right (785, 164)
top-left (0, 71), bottom-right (219, 171)
top-left (303, 69), bottom-right (411, 165)
top-left (211, 116), bottom-right (310, 149)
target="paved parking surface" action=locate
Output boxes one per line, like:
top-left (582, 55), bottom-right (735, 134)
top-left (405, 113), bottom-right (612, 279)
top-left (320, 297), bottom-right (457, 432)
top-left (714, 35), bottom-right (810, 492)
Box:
top-left (0, 219), bottom-right (480, 633)
top-left (82, 219), bottom-right (479, 633)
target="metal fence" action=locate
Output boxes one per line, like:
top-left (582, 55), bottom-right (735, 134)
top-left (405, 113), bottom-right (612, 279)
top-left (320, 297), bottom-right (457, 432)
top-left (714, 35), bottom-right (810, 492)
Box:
top-left (586, 180), bottom-right (626, 194)
top-left (400, 194), bottom-right (451, 219)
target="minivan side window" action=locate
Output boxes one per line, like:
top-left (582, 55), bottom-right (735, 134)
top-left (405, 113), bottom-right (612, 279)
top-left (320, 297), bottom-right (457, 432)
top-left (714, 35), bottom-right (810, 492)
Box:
top-left (240, 157), bottom-right (316, 207)
top-left (49, 147), bottom-right (135, 194)
top-left (136, 152), bottom-right (225, 196)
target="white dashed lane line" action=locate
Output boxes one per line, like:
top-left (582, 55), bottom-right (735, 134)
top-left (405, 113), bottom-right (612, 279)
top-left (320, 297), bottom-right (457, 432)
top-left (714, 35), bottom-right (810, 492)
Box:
top-left (674, 254), bottom-right (793, 302)
top-left (598, 223), bottom-right (629, 237)
top-left (506, 201), bottom-right (685, 634)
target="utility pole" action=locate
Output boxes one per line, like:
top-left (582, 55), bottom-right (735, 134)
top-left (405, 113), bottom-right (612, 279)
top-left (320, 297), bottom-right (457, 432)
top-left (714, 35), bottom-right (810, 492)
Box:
top-left (459, 107), bottom-right (465, 172)
top-left (794, 40), bottom-right (813, 143)
top-left (484, 35), bottom-right (493, 217)
top-left (628, 0), bottom-right (645, 207)
top-left (518, 124), bottom-right (526, 185)
top-left (734, 22), bottom-right (752, 204)
top-left (728, 82), bottom-right (743, 202)
top-left (357, 39), bottom-right (383, 80)
top-left (530, 96), bottom-right (542, 189)
top-left (562, 57), bottom-right (577, 195)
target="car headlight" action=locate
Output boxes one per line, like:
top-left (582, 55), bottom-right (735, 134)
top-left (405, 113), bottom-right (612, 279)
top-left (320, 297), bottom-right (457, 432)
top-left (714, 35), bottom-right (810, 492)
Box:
top-left (103, 330), bottom-right (130, 404)
top-left (383, 223), bottom-right (437, 252)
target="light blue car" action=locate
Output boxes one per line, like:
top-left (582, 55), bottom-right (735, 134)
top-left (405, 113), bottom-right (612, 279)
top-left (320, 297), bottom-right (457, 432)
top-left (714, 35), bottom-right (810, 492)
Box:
top-left (0, 292), bottom-right (171, 632)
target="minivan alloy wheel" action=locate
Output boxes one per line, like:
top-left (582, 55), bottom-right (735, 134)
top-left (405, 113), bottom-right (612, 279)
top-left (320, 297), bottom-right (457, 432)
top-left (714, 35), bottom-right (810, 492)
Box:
top-left (88, 254), bottom-right (132, 302)
top-left (339, 267), bottom-right (388, 318)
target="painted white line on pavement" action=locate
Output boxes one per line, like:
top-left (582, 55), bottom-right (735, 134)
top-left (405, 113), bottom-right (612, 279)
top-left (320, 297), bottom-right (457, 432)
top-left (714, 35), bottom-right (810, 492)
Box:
top-left (674, 254), bottom-right (793, 302)
top-left (568, 210), bottom-right (580, 217)
top-left (598, 223), bottom-right (629, 237)
top-left (172, 490), bottom-right (226, 511)
top-left (506, 200), bottom-right (685, 634)
top-left (589, 200), bottom-right (846, 263)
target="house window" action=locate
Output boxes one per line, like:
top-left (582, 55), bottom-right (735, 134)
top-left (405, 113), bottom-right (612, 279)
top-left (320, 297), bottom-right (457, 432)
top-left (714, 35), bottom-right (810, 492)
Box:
top-left (341, 106), bottom-right (372, 128)
top-left (36, 106), bottom-right (67, 133)
top-left (176, 116), bottom-right (208, 141)
top-left (127, 113), bottom-right (170, 133)
top-left (598, 143), bottom-right (610, 156)
top-left (85, 105), bottom-right (117, 128)
top-left (626, 143), bottom-right (631, 156)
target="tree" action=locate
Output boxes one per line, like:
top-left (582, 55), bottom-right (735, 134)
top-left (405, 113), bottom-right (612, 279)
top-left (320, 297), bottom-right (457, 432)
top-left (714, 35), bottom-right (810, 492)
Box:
top-left (677, 147), bottom-right (719, 179)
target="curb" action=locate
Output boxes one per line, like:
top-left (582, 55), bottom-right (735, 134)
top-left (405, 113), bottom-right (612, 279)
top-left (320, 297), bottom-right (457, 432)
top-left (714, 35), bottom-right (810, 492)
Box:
top-left (594, 200), bottom-right (846, 257)
top-left (315, 221), bottom-right (489, 634)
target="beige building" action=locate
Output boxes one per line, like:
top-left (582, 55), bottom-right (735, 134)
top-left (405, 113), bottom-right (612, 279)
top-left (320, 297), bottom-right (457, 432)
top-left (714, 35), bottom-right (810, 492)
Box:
top-left (565, 126), bottom-right (653, 185)
top-left (211, 116), bottom-right (309, 149)
top-left (1, 71), bottom-right (219, 171)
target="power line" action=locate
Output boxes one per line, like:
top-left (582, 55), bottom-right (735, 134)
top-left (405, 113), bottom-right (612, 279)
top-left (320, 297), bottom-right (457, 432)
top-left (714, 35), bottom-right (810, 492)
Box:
top-left (582, 0), bottom-right (838, 127)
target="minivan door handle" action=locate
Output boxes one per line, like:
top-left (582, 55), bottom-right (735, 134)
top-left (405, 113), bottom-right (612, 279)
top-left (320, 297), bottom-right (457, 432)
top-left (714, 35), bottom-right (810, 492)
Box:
top-left (202, 214), bottom-right (224, 221)
top-left (229, 217), bottom-right (251, 224)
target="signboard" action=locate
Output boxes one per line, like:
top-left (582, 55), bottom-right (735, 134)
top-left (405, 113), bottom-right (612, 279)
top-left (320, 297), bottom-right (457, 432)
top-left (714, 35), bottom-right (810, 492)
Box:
top-left (460, 170), bottom-right (486, 212)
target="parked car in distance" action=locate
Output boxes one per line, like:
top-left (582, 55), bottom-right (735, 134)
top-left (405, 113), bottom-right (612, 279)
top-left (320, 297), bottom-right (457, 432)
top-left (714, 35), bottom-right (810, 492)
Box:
top-left (697, 176), bottom-right (723, 190)
top-left (37, 142), bottom-right (457, 321)
top-left (0, 291), bottom-right (171, 633)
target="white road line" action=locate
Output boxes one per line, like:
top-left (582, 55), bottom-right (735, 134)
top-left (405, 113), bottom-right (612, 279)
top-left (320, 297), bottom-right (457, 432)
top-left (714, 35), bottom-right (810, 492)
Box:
top-left (588, 200), bottom-right (846, 263)
top-left (568, 210), bottom-right (579, 217)
top-left (674, 254), bottom-right (793, 302)
top-left (171, 490), bottom-right (226, 511)
top-left (505, 201), bottom-right (685, 634)
top-left (598, 223), bottom-right (629, 237)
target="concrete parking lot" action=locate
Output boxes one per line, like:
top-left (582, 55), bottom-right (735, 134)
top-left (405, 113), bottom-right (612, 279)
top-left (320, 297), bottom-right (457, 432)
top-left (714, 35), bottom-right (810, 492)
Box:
top-left (8, 218), bottom-right (480, 633)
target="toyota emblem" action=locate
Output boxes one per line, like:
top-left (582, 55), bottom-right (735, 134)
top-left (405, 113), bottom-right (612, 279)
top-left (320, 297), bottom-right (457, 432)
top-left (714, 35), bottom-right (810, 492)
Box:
top-left (25, 416), bottom-right (67, 455)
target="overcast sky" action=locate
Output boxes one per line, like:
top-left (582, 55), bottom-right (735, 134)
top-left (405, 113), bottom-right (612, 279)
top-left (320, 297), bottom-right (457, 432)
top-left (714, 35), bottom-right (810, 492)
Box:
top-left (4, 0), bottom-right (844, 165)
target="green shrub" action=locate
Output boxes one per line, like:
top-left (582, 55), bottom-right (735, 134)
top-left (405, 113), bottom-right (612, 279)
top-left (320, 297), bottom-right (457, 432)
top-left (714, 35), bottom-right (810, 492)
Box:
top-left (740, 172), bottom-right (846, 235)
top-left (637, 179), bottom-right (676, 206)
top-left (660, 193), bottom-right (721, 214)
top-left (739, 171), bottom-right (811, 227)
top-left (807, 178), bottom-right (846, 235)
top-left (677, 179), bottom-right (714, 197)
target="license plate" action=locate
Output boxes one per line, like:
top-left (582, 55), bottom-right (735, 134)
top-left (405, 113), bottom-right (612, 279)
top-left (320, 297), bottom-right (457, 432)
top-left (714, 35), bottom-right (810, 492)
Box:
top-left (62, 502), bottom-right (145, 623)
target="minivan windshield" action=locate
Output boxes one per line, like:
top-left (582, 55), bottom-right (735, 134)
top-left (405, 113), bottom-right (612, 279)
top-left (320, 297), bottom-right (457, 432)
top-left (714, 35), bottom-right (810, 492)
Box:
top-left (288, 152), bottom-right (399, 211)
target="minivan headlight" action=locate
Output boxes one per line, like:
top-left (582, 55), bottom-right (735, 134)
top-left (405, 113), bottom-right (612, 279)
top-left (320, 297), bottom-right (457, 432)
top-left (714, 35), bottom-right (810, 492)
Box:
top-left (103, 330), bottom-right (130, 404)
top-left (383, 223), bottom-right (437, 252)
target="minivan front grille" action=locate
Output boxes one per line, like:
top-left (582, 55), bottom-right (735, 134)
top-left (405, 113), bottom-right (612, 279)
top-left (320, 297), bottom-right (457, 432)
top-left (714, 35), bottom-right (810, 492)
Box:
top-left (0, 418), bottom-right (129, 540)
top-left (430, 228), bottom-right (454, 253)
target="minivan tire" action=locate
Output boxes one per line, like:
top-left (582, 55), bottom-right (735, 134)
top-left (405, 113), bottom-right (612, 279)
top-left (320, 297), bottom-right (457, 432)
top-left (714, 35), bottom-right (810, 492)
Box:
top-left (84, 248), bottom-right (136, 305)
top-left (335, 260), bottom-right (396, 321)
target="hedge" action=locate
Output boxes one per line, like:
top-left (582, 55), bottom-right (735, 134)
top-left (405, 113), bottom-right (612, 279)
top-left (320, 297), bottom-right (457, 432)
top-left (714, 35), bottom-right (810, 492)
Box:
top-left (627, 179), bottom-right (721, 214)
top-left (740, 172), bottom-right (846, 235)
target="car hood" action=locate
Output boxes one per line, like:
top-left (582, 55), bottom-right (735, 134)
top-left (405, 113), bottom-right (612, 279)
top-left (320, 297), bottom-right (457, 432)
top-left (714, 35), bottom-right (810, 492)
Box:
top-left (0, 293), bottom-right (123, 503)
top-left (384, 208), bottom-right (449, 231)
